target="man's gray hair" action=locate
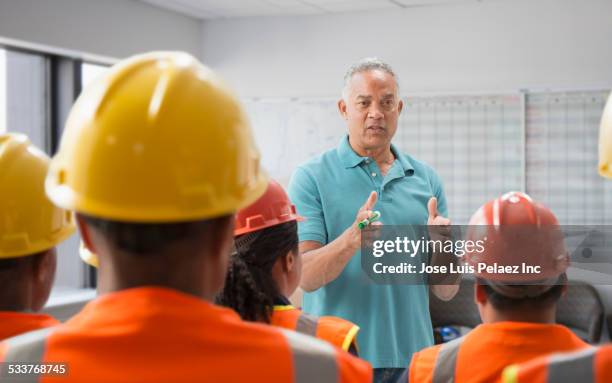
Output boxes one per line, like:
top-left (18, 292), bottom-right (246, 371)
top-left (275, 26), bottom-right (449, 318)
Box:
top-left (342, 57), bottom-right (400, 100)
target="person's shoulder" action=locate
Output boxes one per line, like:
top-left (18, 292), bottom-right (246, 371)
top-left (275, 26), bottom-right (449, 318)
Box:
top-left (410, 343), bottom-right (442, 365)
top-left (298, 146), bottom-right (339, 172)
top-left (279, 328), bottom-right (372, 382)
top-left (396, 151), bottom-right (441, 180)
top-left (291, 147), bottom-right (340, 188)
top-left (319, 315), bottom-right (358, 330)
top-left (403, 152), bottom-right (436, 172)
top-left (408, 343), bottom-right (443, 383)
top-left (0, 326), bottom-right (57, 362)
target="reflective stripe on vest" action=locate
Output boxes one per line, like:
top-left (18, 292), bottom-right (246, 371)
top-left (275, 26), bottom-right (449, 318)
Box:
top-left (272, 306), bottom-right (358, 352)
top-left (547, 347), bottom-right (597, 383)
top-left (0, 327), bottom-right (54, 383)
top-left (296, 312), bottom-right (319, 337)
top-left (1, 325), bottom-right (339, 383)
top-left (432, 335), bottom-right (467, 383)
top-left (280, 328), bottom-right (338, 383)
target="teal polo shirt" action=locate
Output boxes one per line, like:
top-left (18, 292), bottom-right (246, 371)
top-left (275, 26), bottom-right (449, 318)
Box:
top-left (288, 135), bottom-right (448, 368)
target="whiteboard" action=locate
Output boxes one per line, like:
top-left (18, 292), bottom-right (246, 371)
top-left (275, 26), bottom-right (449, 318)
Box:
top-left (396, 94), bottom-right (524, 224)
top-left (243, 98), bottom-right (346, 186)
top-left (526, 90), bottom-right (612, 225)
top-left (243, 90), bottom-right (610, 225)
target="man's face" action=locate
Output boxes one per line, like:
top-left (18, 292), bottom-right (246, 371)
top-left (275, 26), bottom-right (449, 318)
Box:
top-left (339, 69), bottom-right (403, 151)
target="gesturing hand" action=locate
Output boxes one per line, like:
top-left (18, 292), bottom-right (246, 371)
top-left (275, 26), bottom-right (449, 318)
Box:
top-left (427, 197), bottom-right (451, 241)
top-left (346, 191), bottom-right (382, 251)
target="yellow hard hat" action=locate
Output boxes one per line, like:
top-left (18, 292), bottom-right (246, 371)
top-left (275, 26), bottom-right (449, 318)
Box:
top-left (600, 91), bottom-right (612, 179)
top-left (46, 51), bottom-right (267, 222)
top-left (0, 133), bottom-right (75, 258)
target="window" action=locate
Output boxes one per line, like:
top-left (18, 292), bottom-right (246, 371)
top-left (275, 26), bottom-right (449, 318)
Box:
top-left (82, 62), bottom-right (109, 89)
top-left (0, 49), bottom-right (6, 134)
top-left (1, 49), bottom-right (47, 150)
top-left (0, 50), bottom-right (112, 293)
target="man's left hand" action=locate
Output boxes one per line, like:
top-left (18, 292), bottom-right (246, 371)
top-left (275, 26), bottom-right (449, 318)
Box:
top-left (427, 196), bottom-right (460, 301)
top-left (427, 197), bottom-right (451, 226)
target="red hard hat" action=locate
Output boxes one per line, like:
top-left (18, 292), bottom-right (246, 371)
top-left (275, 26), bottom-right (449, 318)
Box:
top-left (234, 179), bottom-right (304, 236)
top-left (464, 192), bottom-right (569, 294)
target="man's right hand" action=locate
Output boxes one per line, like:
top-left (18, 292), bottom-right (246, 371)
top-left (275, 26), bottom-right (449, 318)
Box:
top-left (299, 190), bottom-right (381, 292)
top-left (344, 191), bottom-right (381, 251)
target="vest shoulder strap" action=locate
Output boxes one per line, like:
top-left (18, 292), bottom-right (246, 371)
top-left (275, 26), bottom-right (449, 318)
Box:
top-left (280, 328), bottom-right (338, 383)
top-left (0, 326), bottom-right (56, 383)
top-left (432, 335), bottom-right (468, 383)
top-left (296, 312), bottom-right (319, 337)
top-left (547, 347), bottom-right (597, 383)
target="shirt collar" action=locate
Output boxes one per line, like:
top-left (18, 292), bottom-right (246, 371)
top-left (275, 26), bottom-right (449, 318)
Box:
top-left (338, 135), bottom-right (415, 175)
top-left (338, 135), bottom-right (366, 168)
top-left (390, 142), bottom-right (415, 176)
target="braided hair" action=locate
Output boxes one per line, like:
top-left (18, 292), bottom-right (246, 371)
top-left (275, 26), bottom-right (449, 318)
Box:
top-left (216, 220), bottom-right (298, 323)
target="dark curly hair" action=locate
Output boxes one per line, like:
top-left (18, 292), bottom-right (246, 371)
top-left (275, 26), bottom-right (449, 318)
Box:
top-left (216, 221), bottom-right (298, 323)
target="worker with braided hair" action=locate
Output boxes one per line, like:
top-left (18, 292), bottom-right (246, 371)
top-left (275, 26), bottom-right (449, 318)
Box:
top-left (217, 180), bottom-right (361, 355)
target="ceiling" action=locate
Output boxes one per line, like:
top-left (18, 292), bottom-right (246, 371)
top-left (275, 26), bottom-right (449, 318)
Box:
top-left (140, 0), bottom-right (487, 20)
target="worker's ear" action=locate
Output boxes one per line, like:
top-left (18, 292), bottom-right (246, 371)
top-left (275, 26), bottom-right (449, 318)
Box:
top-left (204, 214), bottom-right (236, 298)
top-left (338, 98), bottom-right (348, 120)
top-left (209, 215), bottom-right (235, 263)
top-left (31, 248), bottom-right (57, 311)
top-left (76, 214), bottom-right (96, 253)
top-left (474, 282), bottom-right (488, 305)
top-left (283, 250), bottom-right (296, 273)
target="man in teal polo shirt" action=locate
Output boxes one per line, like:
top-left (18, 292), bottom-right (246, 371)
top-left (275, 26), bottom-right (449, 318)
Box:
top-left (288, 58), bottom-right (458, 383)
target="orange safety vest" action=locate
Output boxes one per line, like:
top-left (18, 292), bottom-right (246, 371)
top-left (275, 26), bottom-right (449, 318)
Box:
top-left (0, 312), bottom-right (59, 340)
top-left (503, 345), bottom-right (612, 383)
top-left (271, 305), bottom-right (360, 353)
top-left (408, 322), bottom-right (589, 383)
top-left (0, 287), bottom-right (371, 383)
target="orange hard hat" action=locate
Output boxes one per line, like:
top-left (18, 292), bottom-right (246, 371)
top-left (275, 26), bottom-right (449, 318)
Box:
top-left (464, 192), bottom-right (569, 297)
top-left (234, 180), bottom-right (304, 236)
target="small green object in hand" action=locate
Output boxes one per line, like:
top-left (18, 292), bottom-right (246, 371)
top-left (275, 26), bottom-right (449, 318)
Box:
top-left (358, 211), bottom-right (381, 229)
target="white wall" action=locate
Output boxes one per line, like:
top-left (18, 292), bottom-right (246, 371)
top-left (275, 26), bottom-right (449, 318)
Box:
top-left (0, 0), bottom-right (202, 60)
top-left (0, 49), bottom-right (5, 133)
top-left (201, 0), bottom-right (612, 98)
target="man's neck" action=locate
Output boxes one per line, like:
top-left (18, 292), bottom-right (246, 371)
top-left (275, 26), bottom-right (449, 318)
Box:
top-left (348, 138), bottom-right (394, 167)
top-left (0, 302), bottom-right (30, 312)
top-left (97, 258), bottom-right (217, 302)
top-left (0, 281), bottom-right (31, 312)
top-left (483, 308), bottom-right (557, 324)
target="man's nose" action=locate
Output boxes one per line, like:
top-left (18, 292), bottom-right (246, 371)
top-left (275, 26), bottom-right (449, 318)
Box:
top-left (367, 104), bottom-right (384, 119)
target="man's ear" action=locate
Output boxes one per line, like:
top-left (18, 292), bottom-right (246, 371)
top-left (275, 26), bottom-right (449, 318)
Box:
top-left (33, 248), bottom-right (57, 285)
top-left (76, 215), bottom-right (96, 253)
top-left (475, 282), bottom-right (488, 305)
top-left (208, 215), bottom-right (235, 261)
top-left (397, 99), bottom-right (404, 114)
top-left (338, 98), bottom-right (348, 120)
top-left (30, 248), bottom-right (57, 312)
